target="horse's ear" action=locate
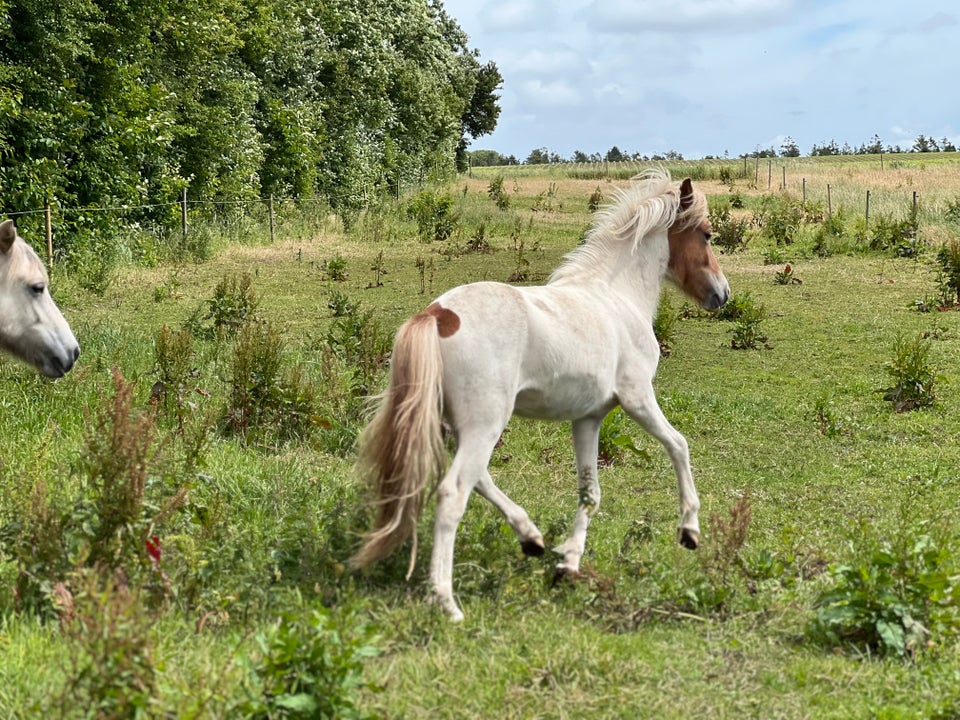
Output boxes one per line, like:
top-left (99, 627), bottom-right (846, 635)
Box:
top-left (678, 178), bottom-right (694, 211)
top-left (0, 219), bottom-right (15, 254)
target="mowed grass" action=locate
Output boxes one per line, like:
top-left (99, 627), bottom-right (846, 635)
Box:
top-left (3, 157), bottom-right (960, 717)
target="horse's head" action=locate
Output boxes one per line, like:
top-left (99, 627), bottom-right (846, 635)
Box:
top-left (0, 219), bottom-right (80, 378)
top-left (667, 178), bottom-right (730, 311)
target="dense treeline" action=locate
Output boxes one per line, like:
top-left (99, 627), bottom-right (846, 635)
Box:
top-left (487, 133), bottom-right (958, 168)
top-left (0, 0), bottom-right (500, 238)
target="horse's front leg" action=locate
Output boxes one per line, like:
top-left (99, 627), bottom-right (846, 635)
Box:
top-left (619, 384), bottom-right (700, 549)
top-left (553, 414), bottom-right (604, 576)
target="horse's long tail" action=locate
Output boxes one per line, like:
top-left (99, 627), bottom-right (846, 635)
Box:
top-left (349, 311), bottom-right (445, 573)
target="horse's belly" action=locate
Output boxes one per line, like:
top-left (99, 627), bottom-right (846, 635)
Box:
top-left (513, 377), bottom-right (613, 420)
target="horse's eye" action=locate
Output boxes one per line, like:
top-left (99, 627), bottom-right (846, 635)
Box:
top-left (704, 231), bottom-right (712, 243)
top-left (30, 283), bottom-right (45, 296)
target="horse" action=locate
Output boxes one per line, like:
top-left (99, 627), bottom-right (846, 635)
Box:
top-left (350, 169), bottom-right (729, 621)
top-left (0, 219), bottom-right (80, 378)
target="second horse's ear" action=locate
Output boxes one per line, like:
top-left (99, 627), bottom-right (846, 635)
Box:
top-left (679, 178), bottom-right (694, 211)
top-left (0, 219), bottom-right (15, 254)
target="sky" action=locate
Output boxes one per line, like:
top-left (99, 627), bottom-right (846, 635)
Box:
top-left (440, 0), bottom-right (960, 161)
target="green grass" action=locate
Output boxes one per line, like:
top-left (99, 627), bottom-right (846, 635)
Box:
top-left (4, 165), bottom-right (960, 717)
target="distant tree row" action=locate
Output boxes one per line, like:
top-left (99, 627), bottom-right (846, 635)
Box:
top-left (0, 0), bottom-right (501, 234)
top-left (471, 132), bottom-right (958, 168)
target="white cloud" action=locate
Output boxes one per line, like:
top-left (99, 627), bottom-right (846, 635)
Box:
top-left (478, 0), bottom-right (558, 32)
top-left (583, 0), bottom-right (796, 34)
top-left (515, 79), bottom-right (583, 108)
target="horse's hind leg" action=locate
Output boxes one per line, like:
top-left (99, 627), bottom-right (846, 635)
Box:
top-left (553, 414), bottom-right (604, 576)
top-left (474, 472), bottom-right (545, 556)
top-left (619, 384), bottom-right (700, 549)
top-left (430, 429), bottom-right (503, 622)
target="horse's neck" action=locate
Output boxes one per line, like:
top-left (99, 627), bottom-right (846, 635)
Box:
top-left (598, 236), bottom-right (668, 321)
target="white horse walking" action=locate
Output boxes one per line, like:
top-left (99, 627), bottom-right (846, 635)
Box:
top-left (0, 219), bottom-right (80, 377)
top-left (351, 169), bottom-right (729, 621)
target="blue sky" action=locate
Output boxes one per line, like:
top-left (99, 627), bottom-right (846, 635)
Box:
top-left (441, 0), bottom-right (960, 160)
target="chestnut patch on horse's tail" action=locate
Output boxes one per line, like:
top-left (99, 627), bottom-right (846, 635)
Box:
top-left (423, 302), bottom-right (460, 338)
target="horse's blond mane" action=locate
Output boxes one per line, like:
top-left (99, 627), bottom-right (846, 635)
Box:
top-left (548, 168), bottom-right (706, 284)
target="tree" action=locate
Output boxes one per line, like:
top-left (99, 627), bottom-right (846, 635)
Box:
top-left (913, 135), bottom-right (938, 152)
top-left (456, 60), bottom-right (502, 171)
top-left (525, 147), bottom-right (551, 164)
top-left (572, 150), bottom-right (589, 163)
top-left (780, 136), bottom-right (800, 157)
top-left (864, 134), bottom-right (884, 154)
top-left (605, 145), bottom-right (626, 162)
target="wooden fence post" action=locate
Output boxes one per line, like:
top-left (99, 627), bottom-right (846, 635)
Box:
top-left (181, 188), bottom-right (188, 240)
top-left (865, 190), bottom-right (871, 225)
top-left (827, 184), bottom-right (832, 217)
top-left (44, 201), bottom-right (53, 267)
top-left (269, 194), bottom-right (275, 243)
top-left (802, 177), bottom-right (806, 202)
top-left (767, 159), bottom-right (772, 189)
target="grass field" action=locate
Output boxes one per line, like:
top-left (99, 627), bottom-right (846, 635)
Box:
top-left (3, 155), bottom-right (960, 717)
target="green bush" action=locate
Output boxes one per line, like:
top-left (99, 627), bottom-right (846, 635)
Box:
top-left (408, 190), bottom-right (461, 242)
top-left (881, 332), bottom-right (940, 412)
top-left (237, 600), bottom-right (381, 719)
top-left (811, 519), bottom-right (960, 658)
top-left (186, 273), bottom-right (260, 341)
top-left (708, 198), bottom-right (748, 253)
top-left (935, 239), bottom-right (960, 306)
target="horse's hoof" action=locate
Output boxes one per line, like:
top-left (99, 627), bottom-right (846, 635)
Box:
top-left (521, 537), bottom-right (545, 557)
top-left (679, 528), bottom-right (700, 550)
top-left (551, 564), bottom-right (579, 587)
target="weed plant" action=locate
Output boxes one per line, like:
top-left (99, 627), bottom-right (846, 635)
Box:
top-left (882, 331), bottom-right (940, 412)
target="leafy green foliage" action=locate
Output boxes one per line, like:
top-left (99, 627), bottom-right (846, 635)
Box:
top-left (225, 320), bottom-right (318, 445)
top-left (597, 409), bottom-right (650, 466)
top-left (487, 175), bottom-right (510, 211)
top-left (239, 600), bottom-right (381, 719)
top-left (882, 332), bottom-right (940, 412)
top-left (708, 198), bottom-right (748, 252)
top-left (186, 273), bottom-right (260, 341)
top-left (407, 190), bottom-right (460, 243)
top-left (55, 568), bottom-right (159, 718)
top-left (869, 208), bottom-right (921, 257)
top-left (716, 291), bottom-right (770, 349)
top-left (811, 519), bottom-right (960, 658)
top-left (935, 239), bottom-right (960, 306)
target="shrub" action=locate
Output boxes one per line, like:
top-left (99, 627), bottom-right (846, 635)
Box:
top-left (708, 198), bottom-right (748, 253)
top-left (869, 210), bottom-right (921, 258)
top-left (729, 295), bottom-right (769, 350)
top-left (935, 239), bottom-right (960, 306)
top-left (408, 190), bottom-right (461, 241)
top-left (237, 600), bottom-right (381, 719)
top-left (588, 186), bottom-right (604, 212)
top-left (54, 568), bottom-right (159, 718)
top-left (154, 325), bottom-right (196, 424)
top-left (186, 273), bottom-right (260, 341)
top-left (322, 255), bottom-right (349, 281)
top-left (225, 320), bottom-right (319, 443)
top-left (881, 332), bottom-right (940, 412)
top-left (487, 176), bottom-right (510, 211)
top-left (811, 519), bottom-right (960, 658)
top-left (758, 194), bottom-right (804, 245)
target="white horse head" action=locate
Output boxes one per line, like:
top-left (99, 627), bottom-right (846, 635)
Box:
top-left (0, 219), bottom-right (80, 377)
